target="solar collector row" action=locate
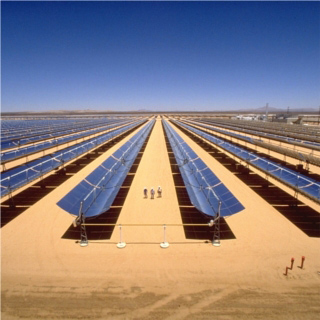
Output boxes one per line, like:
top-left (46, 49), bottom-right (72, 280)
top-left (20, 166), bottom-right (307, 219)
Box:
top-left (196, 119), bottom-right (320, 151)
top-left (57, 119), bottom-right (155, 218)
top-left (1, 118), bottom-right (132, 149)
top-left (163, 120), bottom-right (244, 218)
top-left (174, 120), bottom-right (320, 204)
top-left (1, 117), bottom-right (120, 139)
top-left (201, 117), bottom-right (320, 137)
top-left (0, 119), bottom-right (134, 163)
top-left (1, 118), bottom-right (102, 142)
top-left (1, 119), bottom-right (146, 198)
top-left (1, 119), bottom-right (85, 135)
top-left (2, 117), bottom-right (94, 131)
top-left (183, 119), bottom-right (320, 167)
top-left (196, 118), bottom-right (320, 147)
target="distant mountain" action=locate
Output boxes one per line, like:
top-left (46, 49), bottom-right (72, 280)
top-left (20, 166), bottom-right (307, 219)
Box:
top-left (135, 109), bottom-right (152, 112)
top-left (236, 106), bottom-right (318, 113)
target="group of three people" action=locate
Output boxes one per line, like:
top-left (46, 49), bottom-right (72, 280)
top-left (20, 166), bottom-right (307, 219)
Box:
top-left (144, 186), bottom-right (162, 199)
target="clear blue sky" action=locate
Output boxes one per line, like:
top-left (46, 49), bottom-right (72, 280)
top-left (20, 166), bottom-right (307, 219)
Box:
top-left (1, 1), bottom-right (319, 112)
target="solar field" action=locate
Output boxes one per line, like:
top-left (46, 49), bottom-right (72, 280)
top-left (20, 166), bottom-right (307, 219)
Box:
top-left (1, 114), bottom-right (320, 319)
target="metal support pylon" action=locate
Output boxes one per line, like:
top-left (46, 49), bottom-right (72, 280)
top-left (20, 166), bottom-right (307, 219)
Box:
top-left (305, 160), bottom-right (310, 172)
top-left (78, 202), bottom-right (88, 247)
top-left (8, 189), bottom-right (15, 208)
top-left (80, 214), bottom-right (88, 247)
top-left (213, 202), bottom-right (221, 247)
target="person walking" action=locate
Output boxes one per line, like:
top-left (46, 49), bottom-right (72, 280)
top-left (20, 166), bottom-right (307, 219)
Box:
top-left (143, 187), bottom-right (148, 198)
top-left (157, 186), bottom-right (162, 198)
top-left (150, 187), bottom-right (155, 199)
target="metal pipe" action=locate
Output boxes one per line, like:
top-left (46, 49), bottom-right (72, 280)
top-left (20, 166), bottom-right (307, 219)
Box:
top-left (82, 223), bottom-right (212, 227)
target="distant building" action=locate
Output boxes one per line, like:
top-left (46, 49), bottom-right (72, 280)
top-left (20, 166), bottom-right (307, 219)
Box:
top-left (272, 113), bottom-right (299, 124)
top-left (234, 114), bottom-right (267, 121)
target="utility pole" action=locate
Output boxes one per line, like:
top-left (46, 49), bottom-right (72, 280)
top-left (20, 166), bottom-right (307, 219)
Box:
top-left (265, 103), bottom-right (269, 121)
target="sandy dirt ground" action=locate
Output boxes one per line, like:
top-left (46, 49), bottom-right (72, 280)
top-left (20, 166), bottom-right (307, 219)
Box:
top-left (1, 117), bottom-right (320, 319)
